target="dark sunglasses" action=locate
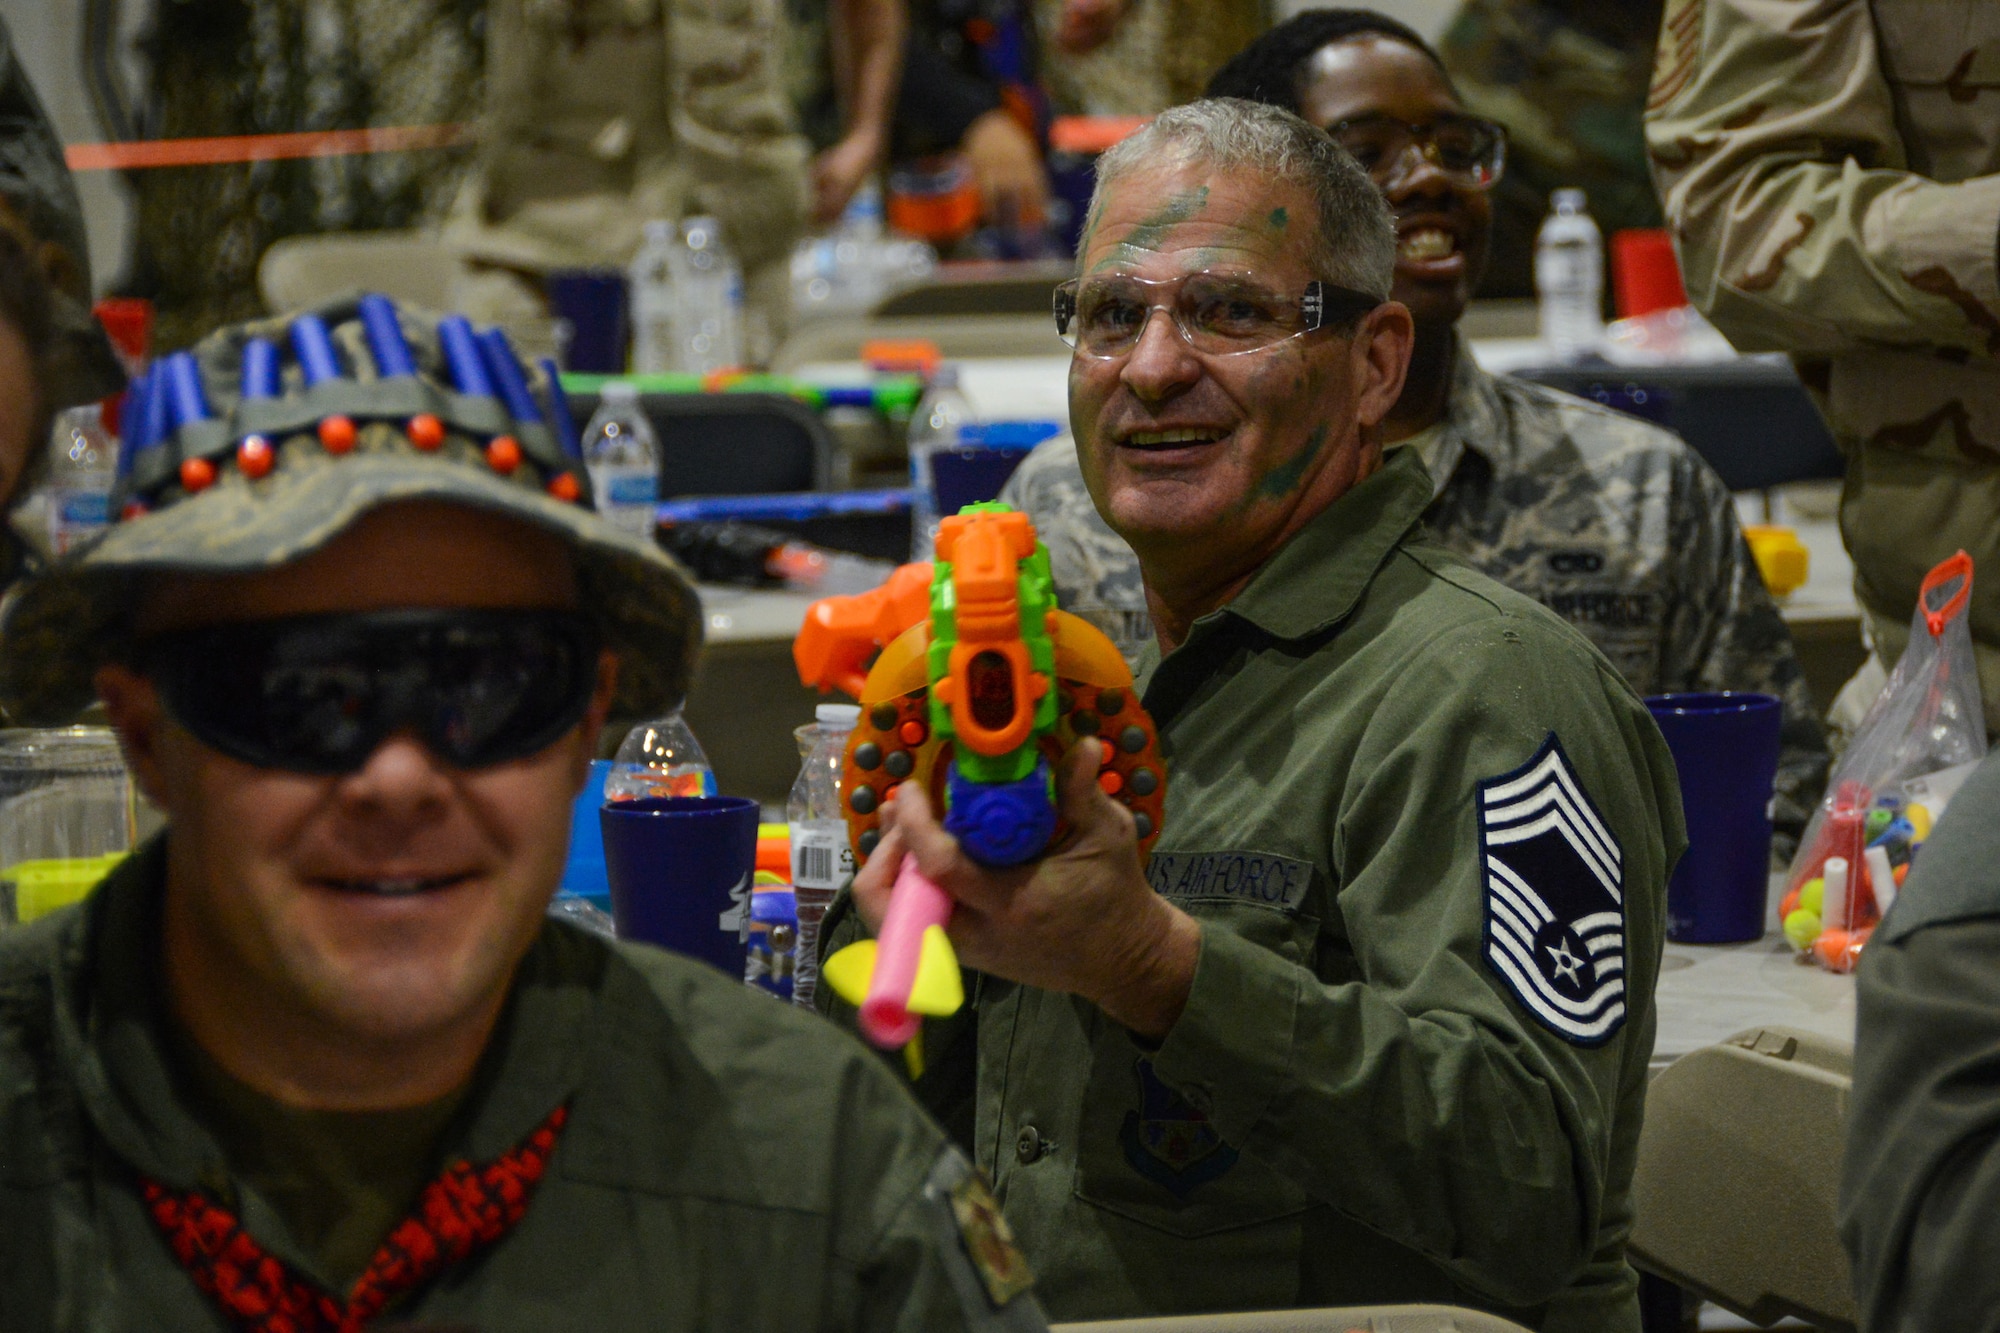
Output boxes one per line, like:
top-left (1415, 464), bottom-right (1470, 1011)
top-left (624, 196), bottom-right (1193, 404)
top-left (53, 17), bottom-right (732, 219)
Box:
top-left (133, 609), bottom-right (602, 774)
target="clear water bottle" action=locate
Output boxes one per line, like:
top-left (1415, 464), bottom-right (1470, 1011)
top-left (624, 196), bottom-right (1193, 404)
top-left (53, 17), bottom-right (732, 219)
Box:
top-left (670, 215), bottom-right (745, 374)
top-left (581, 382), bottom-right (660, 539)
top-left (907, 365), bottom-right (976, 561)
top-left (605, 708), bottom-right (717, 801)
top-left (628, 219), bottom-right (679, 375)
top-left (788, 702), bottom-right (860, 1009)
top-left (46, 404), bottom-right (116, 555)
top-left (1536, 188), bottom-right (1605, 361)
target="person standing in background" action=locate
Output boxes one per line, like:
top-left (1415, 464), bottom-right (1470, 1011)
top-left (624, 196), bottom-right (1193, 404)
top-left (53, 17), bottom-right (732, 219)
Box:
top-left (787, 0), bottom-right (907, 226)
top-left (445, 0), bottom-right (810, 357)
top-left (1438, 0), bottom-right (1665, 299)
top-left (1647, 0), bottom-right (2000, 738)
top-left (120, 0), bottom-right (484, 352)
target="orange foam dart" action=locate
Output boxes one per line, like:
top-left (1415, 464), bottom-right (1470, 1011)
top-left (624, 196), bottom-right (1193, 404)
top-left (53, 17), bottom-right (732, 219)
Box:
top-left (794, 561), bottom-right (935, 699)
top-left (931, 510), bottom-right (1046, 757)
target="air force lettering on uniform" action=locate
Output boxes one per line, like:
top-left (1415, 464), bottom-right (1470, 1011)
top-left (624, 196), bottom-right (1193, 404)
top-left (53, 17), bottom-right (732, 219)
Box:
top-left (1477, 734), bottom-right (1627, 1046)
top-left (1145, 850), bottom-right (1313, 913)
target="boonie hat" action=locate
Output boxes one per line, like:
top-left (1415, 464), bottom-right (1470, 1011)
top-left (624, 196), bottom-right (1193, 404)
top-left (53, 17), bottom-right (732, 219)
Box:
top-left (0, 295), bottom-right (700, 723)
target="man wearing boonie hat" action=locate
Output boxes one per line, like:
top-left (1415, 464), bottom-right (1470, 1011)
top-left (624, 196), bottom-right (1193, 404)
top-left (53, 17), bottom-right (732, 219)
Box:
top-left (0, 297), bottom-right (1047, 1332)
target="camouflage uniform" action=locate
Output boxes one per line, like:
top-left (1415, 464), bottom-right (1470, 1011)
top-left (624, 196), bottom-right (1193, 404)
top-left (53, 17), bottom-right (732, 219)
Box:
top-left (1646, 0), bottom-right (2000, 735)
top-left (0, 14), bottom-right (122, 409)
top-left (1000, 339), bottom-right (1830, 846)
top-left (1439, 0), bottom-right (1666, 299)
top-left (444, 0), bottom-right (810, 338)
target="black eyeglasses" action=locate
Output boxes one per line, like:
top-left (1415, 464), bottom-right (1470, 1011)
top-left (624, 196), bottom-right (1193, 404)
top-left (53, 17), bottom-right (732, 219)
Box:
top-left (1325, 113), bottom-right (1507, 190)
top-left (133, 608), bottom-right (602, 774)
top-left (1054, 270), bottom-right (1382, 359)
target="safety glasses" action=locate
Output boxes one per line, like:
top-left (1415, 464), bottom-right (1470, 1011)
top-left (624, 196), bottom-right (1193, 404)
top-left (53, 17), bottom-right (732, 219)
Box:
top-left (1325, 113), bottom-right (1507, 191)
top-left (1053, 270), bottom-right (1381, 359)
top-left (133, 608), bottom-right (602, 774)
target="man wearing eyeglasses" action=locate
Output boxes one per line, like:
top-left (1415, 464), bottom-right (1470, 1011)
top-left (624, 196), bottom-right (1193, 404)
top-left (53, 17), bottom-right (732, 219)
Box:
top-left (828, 97), bottom-right (1682, 1329)
top-left (0, 301), bottom-right (1048, 1331)
top-left (1003, 8), bottom-right (1828, 857)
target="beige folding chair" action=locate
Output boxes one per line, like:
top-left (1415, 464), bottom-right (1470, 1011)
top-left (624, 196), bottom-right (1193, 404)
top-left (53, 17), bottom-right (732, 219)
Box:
top-left (1052, 1306), bottom-right (1532, 1333)
top-left (257, 229), bottom-right (457, 313)
top-left (1629, 1025), bottom-right (1858, 1331)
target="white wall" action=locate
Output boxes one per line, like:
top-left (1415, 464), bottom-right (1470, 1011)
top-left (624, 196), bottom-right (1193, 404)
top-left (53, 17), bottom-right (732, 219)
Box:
top-left (1271, 0), bottom-right (1461, 43)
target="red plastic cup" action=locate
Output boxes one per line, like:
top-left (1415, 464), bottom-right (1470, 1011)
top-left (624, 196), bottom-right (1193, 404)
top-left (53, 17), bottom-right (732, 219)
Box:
top-left (1611, 229), bottom-right (1686, 319)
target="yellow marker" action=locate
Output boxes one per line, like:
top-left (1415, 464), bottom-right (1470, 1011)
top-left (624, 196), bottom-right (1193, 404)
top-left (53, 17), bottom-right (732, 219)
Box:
top-left (1907, 804), bottom-right (1932, 841)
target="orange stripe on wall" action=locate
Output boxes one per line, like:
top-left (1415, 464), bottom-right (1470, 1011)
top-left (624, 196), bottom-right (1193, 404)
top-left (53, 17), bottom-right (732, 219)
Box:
top-left (65, 123), bottom-right (472, 171)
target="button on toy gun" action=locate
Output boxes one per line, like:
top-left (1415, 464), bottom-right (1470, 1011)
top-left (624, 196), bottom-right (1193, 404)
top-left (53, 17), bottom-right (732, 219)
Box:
top-left (794, 503), bottom-right (1166, 1051)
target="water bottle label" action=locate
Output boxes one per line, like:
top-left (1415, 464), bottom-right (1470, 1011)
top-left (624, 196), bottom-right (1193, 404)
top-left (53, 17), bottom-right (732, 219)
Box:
top-left (606, 473), bottom-right (658, 506)
top-left (57, 491), bottom-right (110, 525)
top-left (790, 821), bottom-right (855, 889)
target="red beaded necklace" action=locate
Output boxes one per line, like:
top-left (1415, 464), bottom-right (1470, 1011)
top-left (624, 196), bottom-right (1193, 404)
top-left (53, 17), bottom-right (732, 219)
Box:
top-left (141, 1103), bottom-right (568, 1332)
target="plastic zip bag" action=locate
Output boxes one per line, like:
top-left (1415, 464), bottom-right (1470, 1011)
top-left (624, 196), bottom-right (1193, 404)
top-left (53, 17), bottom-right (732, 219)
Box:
top-left (1780, 552), bottom-right (1985, 971)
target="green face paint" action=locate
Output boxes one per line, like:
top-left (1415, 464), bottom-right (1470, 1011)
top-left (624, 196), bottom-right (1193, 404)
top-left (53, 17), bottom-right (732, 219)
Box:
top-left (1090, 186), bottom-right (1211, 271)
top-left (1268, 206), bottom-right (1288, 230)
top-left (1256, 423), bottom-right (1327, 500)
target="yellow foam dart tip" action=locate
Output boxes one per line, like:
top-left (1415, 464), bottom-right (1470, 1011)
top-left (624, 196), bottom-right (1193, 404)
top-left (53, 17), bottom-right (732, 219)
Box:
top-left (821, 939), bottom-right (879, 1008)
top-left (907, 925), bottom-right (964, 1016)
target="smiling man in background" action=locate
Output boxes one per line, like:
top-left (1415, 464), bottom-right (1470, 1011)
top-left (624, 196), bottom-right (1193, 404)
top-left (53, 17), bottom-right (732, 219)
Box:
top-left (0, 301), bottom-right (1047, 1332)
top-left (1002, 8), bottom-right (1828, 854)
top-left (826, 98), bottom-right (1682, 1329)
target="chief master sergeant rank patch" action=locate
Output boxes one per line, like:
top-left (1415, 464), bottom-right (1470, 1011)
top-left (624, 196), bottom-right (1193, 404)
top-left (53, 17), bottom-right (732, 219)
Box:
top-left (1477, 734), bottom-right (1627, 1046)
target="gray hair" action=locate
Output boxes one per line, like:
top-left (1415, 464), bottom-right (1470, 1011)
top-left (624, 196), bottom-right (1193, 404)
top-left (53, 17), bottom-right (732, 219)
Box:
top-left (1086, 98), bottom-right (1395, 301)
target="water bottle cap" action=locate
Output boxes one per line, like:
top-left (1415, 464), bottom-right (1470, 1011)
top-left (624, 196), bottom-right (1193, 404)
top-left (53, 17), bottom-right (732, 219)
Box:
top-left (816, 703), bottom-right (861, 727)
top-left (1552, 188), bottom-right (1589, 214)
top-left (683, 216), bottom-right (723, 249)
top-left (601, 381), bottom-right (641, 404)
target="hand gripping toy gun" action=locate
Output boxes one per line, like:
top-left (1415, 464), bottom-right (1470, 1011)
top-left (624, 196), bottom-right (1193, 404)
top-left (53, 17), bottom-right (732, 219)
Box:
top-left (794, 503), bottom-right (1166, 1051)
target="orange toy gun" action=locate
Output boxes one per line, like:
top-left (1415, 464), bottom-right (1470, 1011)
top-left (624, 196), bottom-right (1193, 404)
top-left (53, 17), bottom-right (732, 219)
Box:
top-left (795, 503), bottom-right (1166, 1049)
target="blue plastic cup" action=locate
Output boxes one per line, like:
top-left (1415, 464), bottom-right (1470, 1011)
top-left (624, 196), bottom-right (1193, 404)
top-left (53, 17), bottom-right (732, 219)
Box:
top-left (545, 269), bottom-right (628, 373)
top-left (600, 795), bottom-right (760, 973)
top-left (557, 759), bottom-right (614, 913)
top-left (1645, 692), bottom-right (1783, 943)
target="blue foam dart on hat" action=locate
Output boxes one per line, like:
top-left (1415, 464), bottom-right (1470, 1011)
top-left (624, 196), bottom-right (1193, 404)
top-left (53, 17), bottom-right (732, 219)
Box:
top-left (290, 313), bottom-right (343, 387)
top-left (233, 337), bottom-right (284, 479)
top-left (358, 293), bottom-right (418, 380)
top-left (164, 352), bottom-right (213, 431)
top-left (240, 338), bottom-right (282, 400)
top-left (114, 363), bottom-right (156, 487)
top-left (537, 357), bottom-right (583, 460)
top-left (476, 328), bottom-right (544, 424)
top-left (438, 316), bottom-right (496, 397)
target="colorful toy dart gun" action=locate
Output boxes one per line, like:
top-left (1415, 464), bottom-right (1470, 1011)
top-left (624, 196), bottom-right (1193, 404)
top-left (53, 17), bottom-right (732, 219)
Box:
top-left (796, 503), bottom-right (1166, 1050)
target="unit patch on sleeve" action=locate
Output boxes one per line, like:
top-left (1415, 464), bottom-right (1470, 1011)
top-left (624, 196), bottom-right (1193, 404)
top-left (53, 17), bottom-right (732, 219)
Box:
top-left (1477, 734), bottom-right (1627, 1046)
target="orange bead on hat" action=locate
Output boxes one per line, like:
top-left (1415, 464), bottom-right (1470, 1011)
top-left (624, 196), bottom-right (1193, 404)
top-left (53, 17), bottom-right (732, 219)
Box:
top-left (178, 457), bottom-right (216, 493)
top-left (236, 435), bottom-right (275, 479)
top-left (406, 413), bottom-right (446, 451)
top-left (486, 435), bottom-right (523, 474)
top-left (317, 415), bottom-right (357, 455)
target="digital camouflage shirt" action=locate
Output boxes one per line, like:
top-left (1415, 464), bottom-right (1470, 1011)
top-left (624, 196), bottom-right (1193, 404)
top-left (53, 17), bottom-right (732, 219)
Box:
top-left (999, 340), bottom-right (1830, 849)
top-left (1647, 0), bottom-right (2000, 734)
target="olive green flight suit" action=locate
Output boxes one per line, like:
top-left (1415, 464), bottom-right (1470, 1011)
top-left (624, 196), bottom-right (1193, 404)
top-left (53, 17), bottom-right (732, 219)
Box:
top-left (827, 449), bottom-right (1684, 1331)
top-left (1646, 0), bottom-right (2000, 731)
top-left (1842, 749), bottom-right (2000, 1332)
top-left (0, 836), bottom-right (1048, 1332)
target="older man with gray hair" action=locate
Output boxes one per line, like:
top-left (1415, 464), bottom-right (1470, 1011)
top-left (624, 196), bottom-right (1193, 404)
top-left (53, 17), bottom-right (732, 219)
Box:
top-left (822, 98), bottom-right (1682, 1329)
